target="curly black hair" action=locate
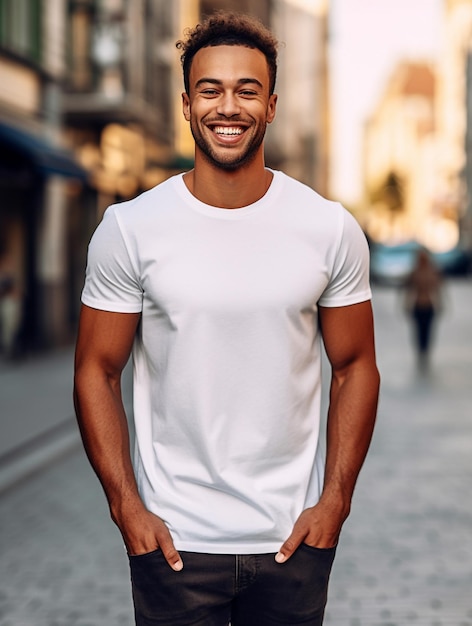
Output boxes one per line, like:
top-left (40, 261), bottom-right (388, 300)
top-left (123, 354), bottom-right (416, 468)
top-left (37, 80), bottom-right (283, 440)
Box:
top-left (176, 11), bottom-right (279, 95)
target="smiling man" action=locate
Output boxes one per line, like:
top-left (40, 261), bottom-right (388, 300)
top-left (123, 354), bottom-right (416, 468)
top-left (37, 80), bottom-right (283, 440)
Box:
top-left (74, 11), bottom-right (380, 626)
top-left (183, 44), bottom-right (275, 173)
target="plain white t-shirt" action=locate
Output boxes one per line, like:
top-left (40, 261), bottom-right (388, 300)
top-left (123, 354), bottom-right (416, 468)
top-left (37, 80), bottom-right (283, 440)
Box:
top-left (81, 170), bottom-right (372, 553)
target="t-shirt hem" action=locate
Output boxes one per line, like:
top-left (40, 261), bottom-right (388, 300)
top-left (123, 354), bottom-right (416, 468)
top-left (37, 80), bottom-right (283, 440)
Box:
top-left (81, 295), bottom-right (142, 313)
top-left (318, 289), bottom-right (372, 308)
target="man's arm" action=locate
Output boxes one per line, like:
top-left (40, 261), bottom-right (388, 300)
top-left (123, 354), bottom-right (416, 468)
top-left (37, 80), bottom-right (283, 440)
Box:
top-left (73, 304), bottom-right (183, 571)
top-left (276, 300), bottom-right (380, 562)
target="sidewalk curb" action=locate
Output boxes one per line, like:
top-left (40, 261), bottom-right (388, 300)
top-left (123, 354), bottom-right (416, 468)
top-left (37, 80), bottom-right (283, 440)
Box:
top-left (0, 417), bottom-right (81, 494)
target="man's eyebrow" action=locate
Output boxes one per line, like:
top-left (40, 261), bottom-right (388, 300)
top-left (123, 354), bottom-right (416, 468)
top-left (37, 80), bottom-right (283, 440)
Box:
top-left (195, 77), bottom-right (264, 89)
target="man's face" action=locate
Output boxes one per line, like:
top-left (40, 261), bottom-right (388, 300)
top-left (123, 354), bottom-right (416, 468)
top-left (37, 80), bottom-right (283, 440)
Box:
top-left (182, 45), bottom-right (277, 171)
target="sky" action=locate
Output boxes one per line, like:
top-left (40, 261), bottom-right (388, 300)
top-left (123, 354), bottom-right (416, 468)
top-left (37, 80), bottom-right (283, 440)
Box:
top-left (328, 0), bottom-right (443, 205)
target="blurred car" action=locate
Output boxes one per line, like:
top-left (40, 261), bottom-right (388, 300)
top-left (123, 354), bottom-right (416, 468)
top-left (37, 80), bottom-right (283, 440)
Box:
top-left (370, 241), bottom-right (420, 286)
top-left (369, 241), bottom-right (471, 286)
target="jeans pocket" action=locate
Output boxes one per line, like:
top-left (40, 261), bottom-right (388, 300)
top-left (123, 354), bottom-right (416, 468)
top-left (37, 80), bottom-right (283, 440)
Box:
top-left (298, 543), bottom-right (337, 575)
top-left (128, 547), bottom-right (162, 560)
top-left (128, 548), bottom-right (168, 597)
top-left (300, 543), bottom-right (337, 554)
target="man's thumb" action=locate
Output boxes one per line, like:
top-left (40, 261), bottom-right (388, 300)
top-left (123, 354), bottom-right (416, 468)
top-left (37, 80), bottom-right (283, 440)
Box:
top-left (160, 535), bottom-right (184, 571)
top-left (275, 534), bottom-right (302, 564)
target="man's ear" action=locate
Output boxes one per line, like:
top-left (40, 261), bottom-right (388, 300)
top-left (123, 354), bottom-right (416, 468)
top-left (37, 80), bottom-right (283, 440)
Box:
top-left (267, 94), bottom-right (277, 124)
top-left (182, 93), bottom-right (191, 121)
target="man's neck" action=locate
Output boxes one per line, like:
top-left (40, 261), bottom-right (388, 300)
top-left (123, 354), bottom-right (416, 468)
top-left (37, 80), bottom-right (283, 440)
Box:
top-left (183, 158), bottom-right (273, 209)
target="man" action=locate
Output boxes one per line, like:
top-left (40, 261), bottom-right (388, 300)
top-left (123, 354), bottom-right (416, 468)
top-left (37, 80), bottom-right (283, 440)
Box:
top-left (74, 11), bottom-right (380, 626)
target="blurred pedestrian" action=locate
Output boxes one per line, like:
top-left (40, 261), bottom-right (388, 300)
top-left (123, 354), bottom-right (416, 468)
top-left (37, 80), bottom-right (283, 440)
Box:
top-left (405, 248), bottom-right (443, 370)
top-left (74, 11), bottom-right (380, 626)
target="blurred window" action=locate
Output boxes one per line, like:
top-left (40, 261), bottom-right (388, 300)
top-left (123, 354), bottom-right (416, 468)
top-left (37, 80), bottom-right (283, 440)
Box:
top-left (144, 0), bottom-right (173, 141)
top-left (68, 1), bottom-right (95, 91)
top-left (0, 0), bottom-right (41, 63)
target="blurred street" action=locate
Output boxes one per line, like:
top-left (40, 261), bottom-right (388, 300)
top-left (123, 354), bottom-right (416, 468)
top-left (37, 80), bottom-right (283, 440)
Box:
top-left (0, 279), bottom-right (471, 626)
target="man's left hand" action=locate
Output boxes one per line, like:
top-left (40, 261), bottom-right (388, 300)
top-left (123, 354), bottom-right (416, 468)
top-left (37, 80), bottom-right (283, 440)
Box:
top-left (275, 500), bottom-right (347, 563)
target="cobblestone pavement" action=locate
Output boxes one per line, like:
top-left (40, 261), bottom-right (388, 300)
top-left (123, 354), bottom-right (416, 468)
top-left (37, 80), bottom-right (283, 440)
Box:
top-left (0, 451), bottom-right (134, 626)
top-left (324, 279), bottom-right (472, 626)
top-left (0, 280), bottom-right (471, 626)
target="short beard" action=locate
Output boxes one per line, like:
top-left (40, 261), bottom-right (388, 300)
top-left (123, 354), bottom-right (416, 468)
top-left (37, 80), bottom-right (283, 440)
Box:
top-left (190, 121), bottom-right (266, 171)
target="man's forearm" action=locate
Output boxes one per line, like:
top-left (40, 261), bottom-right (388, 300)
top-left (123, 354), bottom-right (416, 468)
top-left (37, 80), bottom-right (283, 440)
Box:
top-left (321, 359), bottom-right (380, 512)
top-left (74, 368), bottom-right (183, 568)
top-left (73, 367), bottom-right (144, 521)
top-left (72, 307), bottom-right (182, 568)
top-left (275, 301), bottom-right (379, 561)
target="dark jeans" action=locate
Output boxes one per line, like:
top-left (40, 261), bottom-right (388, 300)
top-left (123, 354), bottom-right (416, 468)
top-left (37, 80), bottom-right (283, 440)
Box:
top-left (129, 545), bottom-right (336, 625)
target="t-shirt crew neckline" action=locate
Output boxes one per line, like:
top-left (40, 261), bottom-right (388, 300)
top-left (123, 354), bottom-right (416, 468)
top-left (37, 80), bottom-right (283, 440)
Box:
top-left (172, 168), bottom-right (283, 219)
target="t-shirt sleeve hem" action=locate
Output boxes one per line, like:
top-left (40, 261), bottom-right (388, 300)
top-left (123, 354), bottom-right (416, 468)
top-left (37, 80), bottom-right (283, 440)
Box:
top-left (318, 289), bottom-right (372, 308)
top-left (81, 295), bottom-right (142, 313)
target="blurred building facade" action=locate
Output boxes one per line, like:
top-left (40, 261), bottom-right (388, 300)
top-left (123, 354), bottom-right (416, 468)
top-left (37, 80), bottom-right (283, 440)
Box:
top-left (1, 0), bottom-right (329, 357)
top-left (0, 0), bottom-right (87, 356)
top-left (363, 0), bottom-right (472, 257)
top-left (270, 0), bottom-right (330, 196)
top-left (363, 62), bottom-right (438, 246)
top-left (437, 0), bottom-right (472, 251)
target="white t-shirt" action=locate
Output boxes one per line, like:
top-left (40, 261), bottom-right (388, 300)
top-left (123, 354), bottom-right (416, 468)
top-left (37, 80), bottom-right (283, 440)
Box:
top-left (82, 170), bottom-right (371, 554)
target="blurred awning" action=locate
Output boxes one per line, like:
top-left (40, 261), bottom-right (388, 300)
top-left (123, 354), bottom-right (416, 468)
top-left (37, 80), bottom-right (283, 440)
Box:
top-left (0, 121), bottom-right (87, 180)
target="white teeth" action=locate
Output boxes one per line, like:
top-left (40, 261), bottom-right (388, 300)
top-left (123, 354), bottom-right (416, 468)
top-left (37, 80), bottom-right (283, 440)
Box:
top-left (214, 127), bottom-right (243, 135)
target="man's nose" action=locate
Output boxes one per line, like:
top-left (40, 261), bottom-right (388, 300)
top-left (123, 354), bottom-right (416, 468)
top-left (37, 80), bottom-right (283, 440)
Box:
top-left (216, 92), bottom-right (241, 117)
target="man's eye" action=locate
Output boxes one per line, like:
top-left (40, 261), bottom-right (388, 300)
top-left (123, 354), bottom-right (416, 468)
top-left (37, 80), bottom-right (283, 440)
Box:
top-left (239, 90), bottom-right (257, 97)
top-left (201, 89), bottom-right (219, 96)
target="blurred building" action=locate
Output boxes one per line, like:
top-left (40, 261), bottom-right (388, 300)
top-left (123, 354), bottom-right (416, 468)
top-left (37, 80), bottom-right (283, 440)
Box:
top-left (363, 0), bottom-right (472, 257)
top-left (270, 0), bottom-right (330, 195)
top-left (64, 0), bottom-right (199, 203)
top-left (1, 0), bottom-right (330, 357)
top-left (363, 62), bottom-right (437, 246)
top-left (436, 0), bottom-right (472, 251)
top-left (0, 0), bottom-right (87, 356)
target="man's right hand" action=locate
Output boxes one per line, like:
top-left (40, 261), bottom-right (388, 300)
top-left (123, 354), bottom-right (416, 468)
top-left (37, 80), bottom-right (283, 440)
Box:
top-left (115, 505), bottom-right (184, 572)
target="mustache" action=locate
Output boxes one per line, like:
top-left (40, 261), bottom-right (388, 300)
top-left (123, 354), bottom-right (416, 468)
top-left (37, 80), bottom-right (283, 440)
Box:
top-left (203, 117), bottom-right (250, 125)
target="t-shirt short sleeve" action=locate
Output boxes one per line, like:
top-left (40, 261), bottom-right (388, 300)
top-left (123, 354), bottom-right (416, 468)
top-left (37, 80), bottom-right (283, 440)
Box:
top-left (81, 206), bottom-right (143, 313)
top-left (318, 207), bottom-right (372, 307)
